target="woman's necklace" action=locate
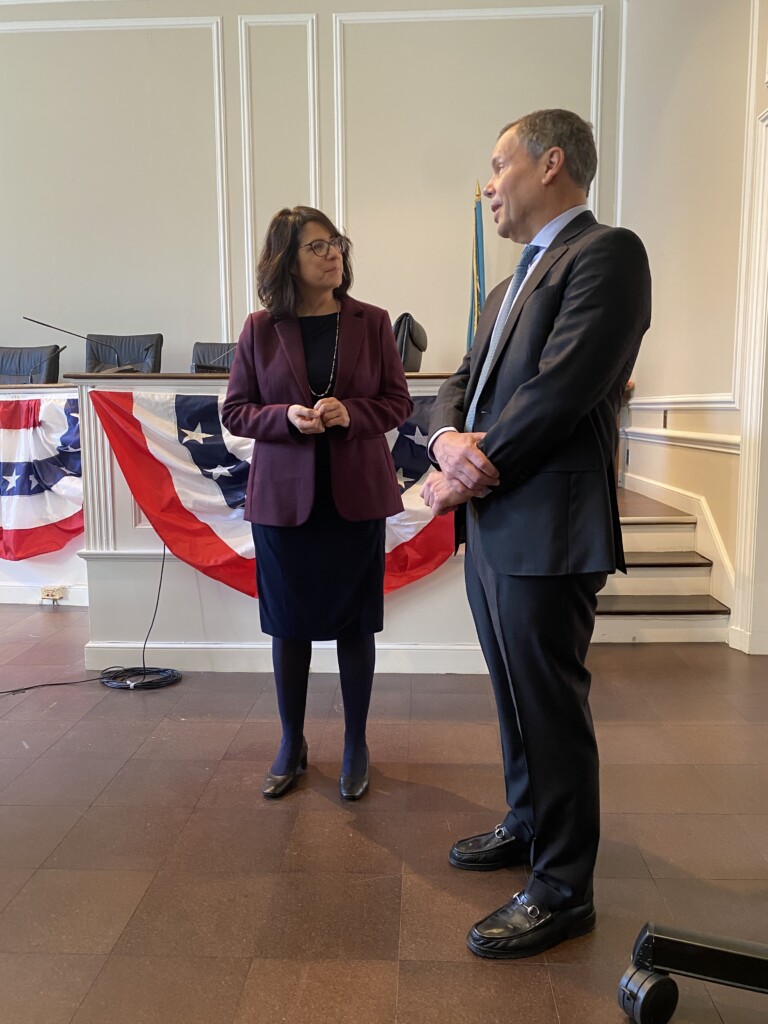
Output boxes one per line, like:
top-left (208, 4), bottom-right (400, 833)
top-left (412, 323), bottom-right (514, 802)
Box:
top-left (308, 304), bottom-right (340, 400)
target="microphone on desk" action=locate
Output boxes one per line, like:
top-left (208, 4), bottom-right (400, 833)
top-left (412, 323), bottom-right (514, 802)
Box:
top-left (22, 316), bottom-right (144, 373)
top-left (0, 345), bottom-right (67, 385)
top-left (191, 344), bottom-right (237, 374)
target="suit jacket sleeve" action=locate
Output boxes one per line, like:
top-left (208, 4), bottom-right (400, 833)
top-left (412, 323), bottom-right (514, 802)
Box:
top-left (428, 348), bottom-right (473, 439)
top-left (343, 309), bottom-right (413, 440)
top-left (479, 228), bottom-right (651, 488)
top-left (221, 314), bottom-right (299, 444)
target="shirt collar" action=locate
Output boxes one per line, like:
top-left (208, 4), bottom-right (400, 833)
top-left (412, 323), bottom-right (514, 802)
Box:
top-left (530, 204), bottom-right (591, 252)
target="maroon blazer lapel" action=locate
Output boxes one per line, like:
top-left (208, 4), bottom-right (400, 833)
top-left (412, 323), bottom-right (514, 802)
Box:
top-left (273, 317), bottom-right (311, 404)
top-left (334, 296), bottom-right (365, 397)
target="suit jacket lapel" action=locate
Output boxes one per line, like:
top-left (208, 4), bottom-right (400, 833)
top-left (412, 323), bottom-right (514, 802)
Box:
top-left (273, 317), bottom-right (311, 403)
top-left (483, 212), bottom-right (598, 382)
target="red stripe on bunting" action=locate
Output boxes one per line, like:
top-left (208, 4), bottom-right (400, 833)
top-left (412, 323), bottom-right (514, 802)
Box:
top-left (90, 390), bottom-right (456, 600)
top-left (0, 399), bottom-right (41, 429)
top-left (0, 509), bottom-right (84, 561)
top-left (90, 391), bottom-right (258, 597)
top-left (384, 514), bottom-right (454, 593)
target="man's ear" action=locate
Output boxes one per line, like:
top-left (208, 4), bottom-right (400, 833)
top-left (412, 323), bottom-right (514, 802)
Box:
top-left (542, 146), bottom-right (566, 185)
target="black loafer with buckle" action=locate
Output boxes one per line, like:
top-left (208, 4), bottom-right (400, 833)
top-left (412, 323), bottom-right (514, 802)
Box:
top-left (449, 824), bottom-right (530, 871)
top-left (467, 890), bottom-right (596, 959)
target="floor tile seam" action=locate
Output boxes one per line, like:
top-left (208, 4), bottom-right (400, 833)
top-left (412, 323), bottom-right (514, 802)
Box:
top-left (542, 964), bottom-right (565, 1024)
top-left (61, 949), bottom-right (113, 1024)
top-left (37, 739), bottom-right (150, 762)
top-left (0, 751), bottom-right (133, 813)
top-left (42, 802), bottom-right (197, 872)
top-left (88, 867), bottom-right (160, 961)
top-left (16, 801), bottom-right (91, 871)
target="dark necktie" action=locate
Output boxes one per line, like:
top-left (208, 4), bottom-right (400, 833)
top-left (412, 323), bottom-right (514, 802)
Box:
top-left (465, 243), bottom-right (542, 430)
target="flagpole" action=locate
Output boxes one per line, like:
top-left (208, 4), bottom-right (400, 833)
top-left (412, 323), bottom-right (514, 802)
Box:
top-left (467, 181), bottom-right (486, 350)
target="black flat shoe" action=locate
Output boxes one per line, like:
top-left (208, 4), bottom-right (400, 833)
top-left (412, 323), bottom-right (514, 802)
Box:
top-left (262, 739), bottom-right (308, 799)
top-left (467, 890), bottom-right (596, 959)
top-left (339, 746), bottom-right (369, 801)
top-left (449, 824), bottom-right (530, 871)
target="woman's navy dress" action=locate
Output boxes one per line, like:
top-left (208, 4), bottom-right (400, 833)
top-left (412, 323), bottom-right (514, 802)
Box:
top-left (251, 312), bottom-right (386, 640)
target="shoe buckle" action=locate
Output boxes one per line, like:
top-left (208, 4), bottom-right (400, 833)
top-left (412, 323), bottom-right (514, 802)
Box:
top-left (494, 824), bottom-right (508, 841)
top-left (515, 892), bottom-right (540, 919)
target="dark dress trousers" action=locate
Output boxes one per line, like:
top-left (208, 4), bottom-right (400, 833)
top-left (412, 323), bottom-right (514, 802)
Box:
top-left (430, 211), bottom-right (652, 910)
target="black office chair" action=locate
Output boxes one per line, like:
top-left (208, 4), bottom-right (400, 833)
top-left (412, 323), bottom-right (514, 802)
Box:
top-left (85, 333), bottom-right (163, 374)
top-left (392, 313), bottom-right (428, 372)
top-left (0, 345), bottom-right (62, 384)
top-left (191, 342), bottom-right (236, 373)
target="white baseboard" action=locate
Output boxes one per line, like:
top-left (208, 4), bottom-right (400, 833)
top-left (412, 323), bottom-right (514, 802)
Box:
top-left (622, 473), bottom-right (734, 610)
top-left (728, 625), bottom-right (768, 654)
top-left (84, 641), bottom-right (489, 674)
top-left (0, 582), bottom-right (89, 606)
top-left (83, 614), bottom-right (729, 676)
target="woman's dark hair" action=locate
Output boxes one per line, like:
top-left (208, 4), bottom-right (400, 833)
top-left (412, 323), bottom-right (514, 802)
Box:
top-left (256, 205), bottom-right (353, 317)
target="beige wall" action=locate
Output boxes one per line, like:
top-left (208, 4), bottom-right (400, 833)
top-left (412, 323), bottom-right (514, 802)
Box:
top-left (1, 0), bottom-right (622, 375)
top-left (619, 0), bottom-right (762, 577)
top-left (2, 0), bottom-right (764, 624)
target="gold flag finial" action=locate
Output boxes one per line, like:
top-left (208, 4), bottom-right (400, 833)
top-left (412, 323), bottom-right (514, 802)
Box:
top-left (475, 180), bottom-right (482, 201)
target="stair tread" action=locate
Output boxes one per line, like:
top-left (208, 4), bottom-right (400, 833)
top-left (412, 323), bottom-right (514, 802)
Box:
top-left (625, 551), bottom-right (712, 568)
top-left (617, 488), bottom-right (688, 519)
top-left (597, 594), bottom-right (730, 615)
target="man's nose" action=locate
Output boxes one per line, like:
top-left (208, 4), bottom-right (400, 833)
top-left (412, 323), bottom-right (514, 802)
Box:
top-left (483, 180), bottom-right (494, 198)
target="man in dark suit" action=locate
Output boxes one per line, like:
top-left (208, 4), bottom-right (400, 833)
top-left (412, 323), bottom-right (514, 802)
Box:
top-left (422, 109), bottom-right (651, 958)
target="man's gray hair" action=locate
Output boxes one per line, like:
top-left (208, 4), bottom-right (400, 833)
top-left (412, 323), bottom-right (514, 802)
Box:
top-left (500, 109), bottom-right (597, 194)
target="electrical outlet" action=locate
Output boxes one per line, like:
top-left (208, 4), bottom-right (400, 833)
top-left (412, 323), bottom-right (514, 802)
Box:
top-left (40, 585), bottom-right (65, 601)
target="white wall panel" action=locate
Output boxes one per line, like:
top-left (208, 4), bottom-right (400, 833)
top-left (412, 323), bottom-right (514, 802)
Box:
top-left (239, 15), bottom-right (318, 313)
top-left (620, 0), bottom-right (751, 406)
top-left (334, 8), bottom-right (600, 370)
top-left (0, 19), bottom-right (229, 373)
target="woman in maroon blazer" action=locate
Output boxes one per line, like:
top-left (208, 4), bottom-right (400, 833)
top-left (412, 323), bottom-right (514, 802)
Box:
top-left (222, 206), bottom-right (412, 800)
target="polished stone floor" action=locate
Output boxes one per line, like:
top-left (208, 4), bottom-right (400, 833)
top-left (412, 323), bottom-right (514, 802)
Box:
top-left (0, 603), bottom-right (767, 1023)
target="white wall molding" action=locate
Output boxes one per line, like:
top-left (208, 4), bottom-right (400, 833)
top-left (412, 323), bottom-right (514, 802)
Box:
top-left (332, 5), bottom-right (604, 231)
top-left (238, 14), bottom-right (319, 312)
top-left (0, 582), bottom-right (88, 606)
top-left (0, 1), bottom-right (122, 4)
top-left (622, 427), bottom-right (740, 455)
top-left (628, 393), bottom-right (738, 412)
top-left (621, 0), bottom-right (759, 414)
top-left (78, 386), bottom-right (115, 552)
top-left (0, 16), bottom-right (232, 345)
top-left (623, 471), bottom-right (735, 609)
top-left (732, 0), bottom-right (762, 412)
top-left (731, 106), bottom-right (768, 649)
top-left (615, 0), bottom-right (628, 226)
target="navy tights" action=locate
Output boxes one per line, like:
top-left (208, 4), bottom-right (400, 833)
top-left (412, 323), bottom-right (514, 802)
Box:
top-left (270, 633), bottom-right (375, 776)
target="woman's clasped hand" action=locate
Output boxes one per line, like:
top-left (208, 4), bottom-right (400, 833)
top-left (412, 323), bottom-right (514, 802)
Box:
top-left (287, 396), bottom-right (350, 434)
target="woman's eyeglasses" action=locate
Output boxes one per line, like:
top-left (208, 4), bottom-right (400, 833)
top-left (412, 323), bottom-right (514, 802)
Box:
top-left (300, 236), bottom-right (349, 258)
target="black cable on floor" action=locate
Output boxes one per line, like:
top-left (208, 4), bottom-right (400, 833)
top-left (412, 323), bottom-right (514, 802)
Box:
top-left (0, 675), bottom-right (104, 698)
top-left (0, 543), bottom-right (182, 697)
top-left (98, 543), bottom-right (181, 690)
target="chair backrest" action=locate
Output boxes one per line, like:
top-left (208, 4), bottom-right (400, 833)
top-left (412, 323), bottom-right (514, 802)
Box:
top-left (85, 333), bottom-right (162, 373)
top-left (191, 342), bottom-right (236, 373)
top-left (392, 313), bottom-right (428, 372)
top-left (0, 345), bottom-right (61, 384)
